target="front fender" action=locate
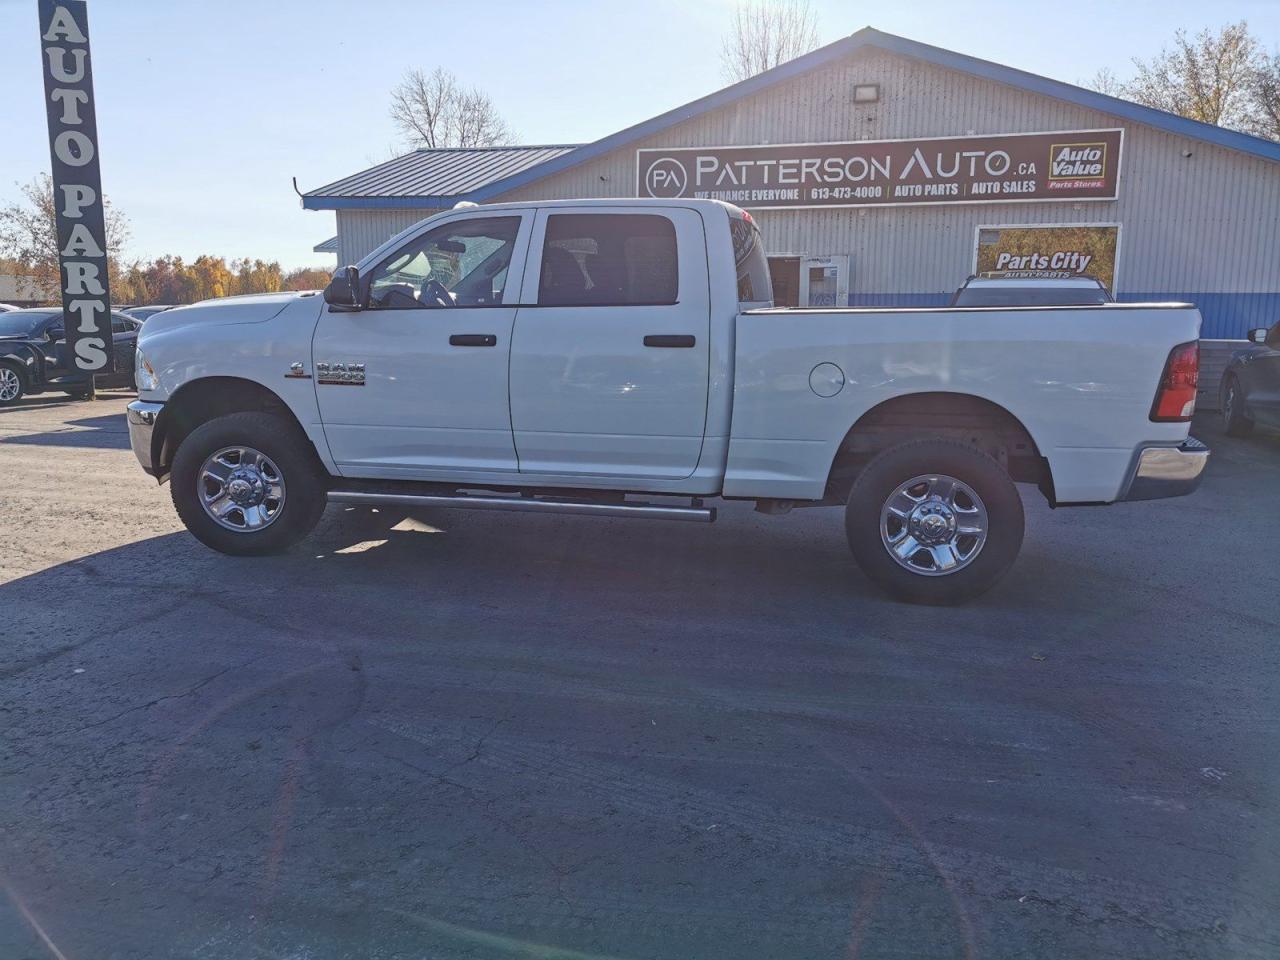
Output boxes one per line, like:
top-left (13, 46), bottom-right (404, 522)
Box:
top-left (138, 294), bottom-right (335, 474)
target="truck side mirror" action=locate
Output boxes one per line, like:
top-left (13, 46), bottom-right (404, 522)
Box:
top-left (1247, 327), bottom-right (1268, 344)
top-left (324, 265), bottom-right (364, 309)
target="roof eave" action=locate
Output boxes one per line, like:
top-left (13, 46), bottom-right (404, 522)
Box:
top-left (302, 195), bottom-right (466, 211)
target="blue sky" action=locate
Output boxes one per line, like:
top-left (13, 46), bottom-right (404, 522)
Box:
top-left (2, 0), bottom-right (1277, 269)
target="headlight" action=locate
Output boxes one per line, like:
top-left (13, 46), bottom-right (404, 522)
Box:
top-left (135, 348), bottom-right (158, 392)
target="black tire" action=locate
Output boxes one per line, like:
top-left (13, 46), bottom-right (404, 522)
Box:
top-left (846, 439), bottom-right (1025, 606)
top-left (171, 411), bottom-right (327, 556)
top-left (1221, 376), bottom-right (1254, 437)
top-left (0, 363), bottom-right (26, 406)
top-left (65, 386), bottom-right (91, 400)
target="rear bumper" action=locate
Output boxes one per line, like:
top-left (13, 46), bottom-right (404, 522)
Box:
top-left (1120, 437), bottom-right (1210, 501)
top-left (126, 399), bottom-right (165, 476)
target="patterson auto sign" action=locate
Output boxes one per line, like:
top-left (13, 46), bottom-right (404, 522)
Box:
top-left (638, 129), bottom-right (1123, 210)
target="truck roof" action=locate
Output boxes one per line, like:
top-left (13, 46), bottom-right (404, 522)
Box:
top-left (445, 197), bottom-right (748, 216)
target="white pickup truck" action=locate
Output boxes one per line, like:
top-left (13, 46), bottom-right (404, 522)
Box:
top-left (128, 198), bottom-right (1208, 604)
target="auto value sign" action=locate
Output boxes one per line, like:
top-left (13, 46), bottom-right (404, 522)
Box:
top-left (38, 0), bottom-right (114, 374)
top-left (637, 129), bottom-right (1123, 210)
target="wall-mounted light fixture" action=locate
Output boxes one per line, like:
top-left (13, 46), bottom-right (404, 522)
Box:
top-left (853, 84), bottom-right (879, 103)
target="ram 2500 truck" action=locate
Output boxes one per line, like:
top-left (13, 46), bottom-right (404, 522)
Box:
top-left (127, 199), bottom-right (1208, 605)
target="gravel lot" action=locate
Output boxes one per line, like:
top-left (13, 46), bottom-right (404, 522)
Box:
top-left (1, 392), bottom-right (1278, 960)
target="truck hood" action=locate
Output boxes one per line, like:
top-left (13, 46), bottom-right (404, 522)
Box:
top-left (141, 291), bottom-right (309, 334)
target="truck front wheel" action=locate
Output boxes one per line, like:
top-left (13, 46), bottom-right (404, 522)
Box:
top-left (170, 411), bottom-right (327, 556)
top-left (845, 439), bottom-right (1024, 606)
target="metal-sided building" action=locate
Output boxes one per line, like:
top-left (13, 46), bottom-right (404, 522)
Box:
top-left (304, 27), bottom-right (1280, 353)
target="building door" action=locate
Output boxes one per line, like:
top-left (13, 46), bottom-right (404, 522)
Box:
top-left (509, 207), bottom-right (711, 480)
top-left (768, 257), bottom-right (800, 307)
top-left (799, 255), bottom-right (850, 307)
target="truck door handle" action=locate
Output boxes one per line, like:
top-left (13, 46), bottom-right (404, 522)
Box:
top-left (449, 334), bottom-right (497, 347)
top-left (643, 335), bottom-right (696, 348)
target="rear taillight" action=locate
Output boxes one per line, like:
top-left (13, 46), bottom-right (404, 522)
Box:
top-left (1150, 340), bottom-right (1199, 422)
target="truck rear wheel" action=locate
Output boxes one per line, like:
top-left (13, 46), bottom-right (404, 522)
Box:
top-left (845, 439), bottom-right (1024, 606)
top-left (171, 411), bottom-right (327, 556)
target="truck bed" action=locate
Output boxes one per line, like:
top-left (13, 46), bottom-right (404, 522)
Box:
top-left (725, 303), bottom-right (1202, 503)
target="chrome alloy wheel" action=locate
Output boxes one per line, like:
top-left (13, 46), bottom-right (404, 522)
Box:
top-left (1222, 383), bottom-right (1236, 426)
top-left (0, 367), bottom-right (21, 402)
top-left (198, 446), bottom-right (286, 532)
top-left (879, 473), bottom-right (988, 576)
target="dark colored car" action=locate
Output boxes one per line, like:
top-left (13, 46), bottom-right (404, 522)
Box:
top-left (1221, 321), bottom-right (1280, 435)
top-left (122, 304), bottom-right (176, 322)
top-left (0, 307), bottom-right (140, 405)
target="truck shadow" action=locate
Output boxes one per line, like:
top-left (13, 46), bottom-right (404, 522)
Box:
top-left (1, 494), bottom-right (1167, 682)
top-left (0, 412), bottom-right (131, 450)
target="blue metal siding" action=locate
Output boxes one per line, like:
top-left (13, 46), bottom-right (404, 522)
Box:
top-left (1115, 293), bottom-right (1280, 339)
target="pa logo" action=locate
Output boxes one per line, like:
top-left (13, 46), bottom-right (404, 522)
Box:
top-left (644, 157), bottom-right (688, 198)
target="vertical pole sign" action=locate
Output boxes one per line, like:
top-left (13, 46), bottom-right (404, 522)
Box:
top-left (38, 0), bottom-right (115, 384)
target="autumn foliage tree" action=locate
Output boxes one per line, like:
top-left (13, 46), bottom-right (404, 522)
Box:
top-left (1094, 22), bottom-right (1280, 142)
top-left (0, 173), bottom-right (129, 295)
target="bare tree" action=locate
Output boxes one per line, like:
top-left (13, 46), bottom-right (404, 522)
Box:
top-left (389, 67), bottom-right (513, 149)
top-left (720, 0), bottom-right (820, 83)
top-left (1126, 22), bottom-right (1259, 127)
top-left (1087, 66), bottom-right (1125, 97)
top-left (1251, 49), bottom-right (1280, 141)
top-left (0, 173), bottom-right (129, 295)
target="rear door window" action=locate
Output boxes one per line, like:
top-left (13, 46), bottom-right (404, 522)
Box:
top-left (538, 214), bottom-right (678, 307)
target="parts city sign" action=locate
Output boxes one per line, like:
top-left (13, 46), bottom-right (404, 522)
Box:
top-left (637, 129), bottom-right (1123, 210)
top-left (38, 0), bottom-right (114, 374)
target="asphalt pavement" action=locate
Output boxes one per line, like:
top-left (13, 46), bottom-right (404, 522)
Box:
top-left (1, 392), bottom-right (1278, 960)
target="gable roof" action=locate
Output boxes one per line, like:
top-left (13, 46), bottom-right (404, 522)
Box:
top-left (305, 27), bottom-right (1280, 211)
top-left (302, 145), bottom-right (580, 210)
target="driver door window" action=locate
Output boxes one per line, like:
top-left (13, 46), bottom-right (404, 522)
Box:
top-left (367, 216), bottom-right (522, 309)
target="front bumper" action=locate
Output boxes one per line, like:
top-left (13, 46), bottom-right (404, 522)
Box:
top-left (1120, 437), bottom-right (1210, 501)
top-left (126, 399), bottom-right (165, 476)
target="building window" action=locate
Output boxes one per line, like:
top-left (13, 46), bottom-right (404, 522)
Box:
top-left (538, 214), bottom-right (678, 307)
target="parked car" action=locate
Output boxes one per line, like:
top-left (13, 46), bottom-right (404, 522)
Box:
top-left (1221, 321), bottom-right (1280, 435)
top-left (126, 199), bottom-right (1207, 605)
top-left (0, 307), bottom-right (140, 405)
top-left (123, 305), bottom-right (176, 322)
top-left (950, 275), bottom-right (1114, 307)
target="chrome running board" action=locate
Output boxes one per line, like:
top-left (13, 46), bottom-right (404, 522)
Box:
top-left (327, 489), bottom-right (716, 523)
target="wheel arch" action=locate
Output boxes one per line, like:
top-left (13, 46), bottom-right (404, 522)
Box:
top-left (824, 391), bottom-right (1055, 505)
top-left (0, 356), bottom-right (31, 399)
top-left (153, 377), bottom-right (320, 480)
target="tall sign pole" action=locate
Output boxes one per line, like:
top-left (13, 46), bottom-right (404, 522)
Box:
top-left (38, 0), bottom-right (115, 394)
